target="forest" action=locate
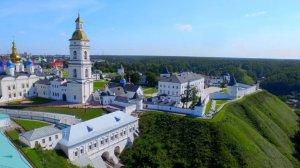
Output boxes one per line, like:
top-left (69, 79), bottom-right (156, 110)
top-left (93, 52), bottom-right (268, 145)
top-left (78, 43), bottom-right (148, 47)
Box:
top-left (92, 55), bottom-right (300, 97)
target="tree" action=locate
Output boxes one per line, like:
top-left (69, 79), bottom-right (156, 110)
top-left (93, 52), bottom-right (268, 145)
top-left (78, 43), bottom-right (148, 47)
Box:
top-left (126, 72), bottom-right (141, 84)
top-left (220, 82), bottom-right (226, 88)
top-left (146, 72), bottom-right (158, 87)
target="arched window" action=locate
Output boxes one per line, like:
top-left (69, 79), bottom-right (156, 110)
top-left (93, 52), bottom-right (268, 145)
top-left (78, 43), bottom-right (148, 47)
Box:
top-left (84, 51), bottom-right (88, 59)
top-left (73, 51), bottom-right (77, 59)
top-left (73, 69), bottom-right (77, 78)
top-left (85, 69), bottom-right (88, 78)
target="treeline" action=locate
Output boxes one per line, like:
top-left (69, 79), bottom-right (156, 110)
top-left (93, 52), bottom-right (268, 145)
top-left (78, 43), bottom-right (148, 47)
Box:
top-left (92, 55), bottom-right (300, 95)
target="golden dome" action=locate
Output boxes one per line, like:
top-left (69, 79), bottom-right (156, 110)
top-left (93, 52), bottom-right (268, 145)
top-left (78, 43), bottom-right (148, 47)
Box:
top-left (10, 41), bottom-right (21, 63)
top-left (71, 30), bottom-right (89, 41)
top-left (70, 14), bottom-right (89, 41)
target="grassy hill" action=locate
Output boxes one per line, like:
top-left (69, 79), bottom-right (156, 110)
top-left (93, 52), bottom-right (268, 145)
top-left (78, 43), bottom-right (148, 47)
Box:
top-left (120, 91), bottom-right (300, 168)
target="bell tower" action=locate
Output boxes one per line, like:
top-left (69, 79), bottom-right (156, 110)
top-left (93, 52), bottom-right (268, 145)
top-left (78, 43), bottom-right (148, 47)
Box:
top-left (67, 14), bottom-right (93, 103)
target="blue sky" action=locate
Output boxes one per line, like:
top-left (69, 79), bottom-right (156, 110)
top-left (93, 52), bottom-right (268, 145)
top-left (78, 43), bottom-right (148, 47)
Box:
top-left (1, 0), bottom-right (300, 59)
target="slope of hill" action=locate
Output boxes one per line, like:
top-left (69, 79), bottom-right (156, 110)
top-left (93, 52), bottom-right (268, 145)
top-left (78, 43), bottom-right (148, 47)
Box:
top-left (120, 91), bottom-right (300, 168)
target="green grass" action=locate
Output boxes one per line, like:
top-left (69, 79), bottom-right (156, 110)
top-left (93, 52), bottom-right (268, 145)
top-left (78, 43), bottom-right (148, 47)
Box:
top-left (121, 91), bottom-right (300, 168)
top-left (13, 119), bottom-right (50, 131)
top-left (93, 80), bottom-right (107, 91)
top-left (143, 87), bottom-right (158, 95)
top-left (204, 99), bottom-right (212, 115)
top-left (6, 130), bottom-right (78, 168)
top-left (16, 107), bottom-right (106, 121)
top-left (7, 97), bottom-right (53, 105)
top-left (220, 89), bottom-right (227, 93)
top-left (62, 70), bottom-right (68, 78)
top-left (215, 100), bottom-right (229, 110)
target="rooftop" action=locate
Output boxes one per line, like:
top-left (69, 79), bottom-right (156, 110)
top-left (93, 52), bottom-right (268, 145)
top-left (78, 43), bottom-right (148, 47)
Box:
top-left (19, 125), bottom-right (61, 141)
top-left (159, 72), bottom-right (204, 84)
top-left (59, 111), bottom-right (138, 147)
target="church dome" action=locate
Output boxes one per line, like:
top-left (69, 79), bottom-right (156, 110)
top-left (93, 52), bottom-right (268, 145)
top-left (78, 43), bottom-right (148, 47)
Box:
top-left (10, 41), bottom-right (21, 63)
top-left (27, 59), bottom-right (33, 66)
top-left (70, 30), bottom-right (89, 41)
top-left (120, 78), bottom-right (126, 85)
top-left (6, 60), bottom-right (14, 68)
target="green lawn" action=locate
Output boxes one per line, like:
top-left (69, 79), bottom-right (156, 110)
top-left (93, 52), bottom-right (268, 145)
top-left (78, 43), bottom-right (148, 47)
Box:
top-left (62, 70), bottom-right (68, 78)
top-left (93, 81), bottom-right (107, 91)
top-left (143, 87), bottom-right (158, 95)
top-left (215, 100), bottom-right (229, 110)
top-left (7, 97), bottom-right (53, 105)
top-left (204, 100), bottom-right (212, 115)
top-left (6, 130), bottom-right (78, 168)
top-left (13, 119), bottom-right (50, 131)
top-left (220, 89), bottom-right (227, 93)
top-left (18, 107), bottom-right (106, 121)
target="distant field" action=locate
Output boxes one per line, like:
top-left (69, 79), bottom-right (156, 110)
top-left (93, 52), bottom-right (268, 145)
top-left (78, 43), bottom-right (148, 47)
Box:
top-left (93, 80), bottom-right (107, 91)
top-left (13, 119), bottom-right (50, 131)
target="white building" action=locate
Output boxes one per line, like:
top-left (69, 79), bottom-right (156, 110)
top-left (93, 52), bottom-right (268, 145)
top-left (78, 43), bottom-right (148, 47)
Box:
top-left (0, 14), bottom-right (94, 104)
top-left (117, 64), bottom-right (124, 76)
top-left (93, 82), bottom-right (144, 114)
top-left (0, 113), bottom-right (10, 128)
top-left (59, 111), bottom-right (139, 167)
top-left (158, 72), bottom-right (205, 102)
top-left (19, 125), bottom-right (62, 150)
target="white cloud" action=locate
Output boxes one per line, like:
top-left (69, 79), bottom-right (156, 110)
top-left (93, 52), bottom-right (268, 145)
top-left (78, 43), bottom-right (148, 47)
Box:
top-left (176, 24), bottom-right (193, 32)
top-left (245, 11), bottom-right (267, 17)
top-left (59, 32), bottom-right (67, 37)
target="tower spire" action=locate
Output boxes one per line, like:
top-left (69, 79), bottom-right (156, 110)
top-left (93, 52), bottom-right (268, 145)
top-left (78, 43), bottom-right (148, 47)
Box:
top-left (10, 41), bottom-right (21, 63)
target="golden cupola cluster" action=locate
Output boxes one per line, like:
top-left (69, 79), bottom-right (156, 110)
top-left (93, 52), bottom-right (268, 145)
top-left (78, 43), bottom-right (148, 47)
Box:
top-left (70, 14), bottom-right (89, 41)
top-left (10, 41), bottom-right (21, 63)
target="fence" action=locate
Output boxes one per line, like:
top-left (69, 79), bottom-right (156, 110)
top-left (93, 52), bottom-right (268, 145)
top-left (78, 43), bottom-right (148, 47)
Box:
top-left (0, 108), bottom-right (81, 127)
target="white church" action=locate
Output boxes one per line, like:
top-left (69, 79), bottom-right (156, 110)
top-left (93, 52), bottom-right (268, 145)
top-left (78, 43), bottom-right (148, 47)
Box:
top-left (0, 14), bottom-right (93, 104)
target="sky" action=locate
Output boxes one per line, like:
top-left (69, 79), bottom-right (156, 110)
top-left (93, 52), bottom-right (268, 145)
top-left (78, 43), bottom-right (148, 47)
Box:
top-left (1, 0), bottom-right (300, 59)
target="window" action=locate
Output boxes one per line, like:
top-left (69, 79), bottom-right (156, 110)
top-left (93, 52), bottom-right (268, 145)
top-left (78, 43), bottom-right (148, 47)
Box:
top-left (74, 151), bottom-right (78, 157)
top-left (105, 138), bottom-right (108, 143)
top-left (22, 84), bottom-right (25, 88)
top-left (26, 84), bottom-right (29, 88)
top-left (49, 137), bottom-right (52, 141)
top-left (19, 92), bottom-right (22, 96)
top-left (73, 51), bottom-right (77, 59)
top-left (81, 148), bottom-right (84, 154)
top-left (101, 140), bottom-right (104, 145)
top-left (85, 69), bottom-right (88, 78)
top-left (73, 69), bottom-right (77, 78)
top-left (13, 93), bottom-right (16, 97)
top-left (89, 144), bottom-right (92, 150)
top-left (55, 135), bottom-right (58, 139)
top-left (115, 134), bottom-right (118, 139)
top-left (111, 136), bottom-right (114, 141)
top-left (13, 85), bottom-right (15, 89)
top-left (94, 143), bottom-right (97, 148)
top-left (8, 86), bottom-right (10, 90)
top-left (74, 95), bottom-right (76, 100)
top-left (84, 51), bottom-right (88, 59)
top-left (42, 139), bottom-right (45, 143)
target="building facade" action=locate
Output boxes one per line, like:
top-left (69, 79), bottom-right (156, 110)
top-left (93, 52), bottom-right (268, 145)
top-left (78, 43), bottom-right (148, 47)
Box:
top-left (158, 72), bottom-right (205, 102)
top-left (59, 111), bottom-right (139, 167)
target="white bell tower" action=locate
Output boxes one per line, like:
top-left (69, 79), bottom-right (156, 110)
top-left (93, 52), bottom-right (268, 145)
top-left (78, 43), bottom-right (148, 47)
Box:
top-left (67, 14), bottom-right (93, 103)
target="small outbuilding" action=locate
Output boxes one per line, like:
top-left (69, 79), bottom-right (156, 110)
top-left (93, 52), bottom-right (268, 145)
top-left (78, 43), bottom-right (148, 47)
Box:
top-left (19, 125), bottom-right (62, 150)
